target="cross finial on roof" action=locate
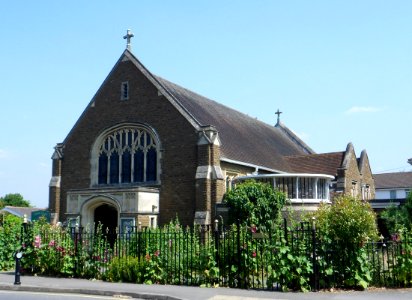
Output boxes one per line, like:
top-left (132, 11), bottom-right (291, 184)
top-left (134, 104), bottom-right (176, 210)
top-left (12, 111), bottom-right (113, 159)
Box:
top-left (275, 109), bottom-right (283, 125)
top-left (123, 29), bottom-right (134, 51)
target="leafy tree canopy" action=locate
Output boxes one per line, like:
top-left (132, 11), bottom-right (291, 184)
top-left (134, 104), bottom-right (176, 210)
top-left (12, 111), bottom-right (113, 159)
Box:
top-left (0, 193), bottom-right (31, 209)
top-left (223, 180), bottom-right (286, 231)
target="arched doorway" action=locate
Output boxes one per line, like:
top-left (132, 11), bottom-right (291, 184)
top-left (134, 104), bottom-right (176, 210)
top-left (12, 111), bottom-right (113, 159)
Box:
top-left (94, 204), bottom-right (118, 233)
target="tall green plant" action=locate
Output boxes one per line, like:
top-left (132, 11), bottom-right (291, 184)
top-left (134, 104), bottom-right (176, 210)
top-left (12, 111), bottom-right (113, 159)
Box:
top-left (0, 214), bottom-right (23, 270)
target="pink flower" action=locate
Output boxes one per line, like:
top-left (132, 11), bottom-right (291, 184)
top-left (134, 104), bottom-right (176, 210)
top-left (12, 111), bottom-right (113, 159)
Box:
top-left (251, 225), bottom-right (257, 233)
top-left (34, 235), bottom-right (41, 248)
top-left (252, 251), bottom-right (257, 258)
top-left (154, 250), bottom-right (160, 257)
top-left (49, 240), bottom-right (56, 247)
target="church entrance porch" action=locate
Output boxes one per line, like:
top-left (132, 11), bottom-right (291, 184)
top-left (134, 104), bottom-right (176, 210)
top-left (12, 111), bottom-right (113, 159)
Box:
top-left (65, 187), bottom-right (159, 231)
top-left (94, 204), bottom-right (118, 233)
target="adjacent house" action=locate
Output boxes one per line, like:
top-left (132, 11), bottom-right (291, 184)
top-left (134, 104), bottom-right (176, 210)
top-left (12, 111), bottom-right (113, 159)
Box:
top-left (371, 171), bottom-right (412, 211)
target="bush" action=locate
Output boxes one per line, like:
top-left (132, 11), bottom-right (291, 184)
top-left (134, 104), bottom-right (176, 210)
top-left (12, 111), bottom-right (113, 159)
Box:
top-left (312, 195), bottom-right (378, 289)
top-left (223, 180), bottom-right (286, 231)
top-left (104, 256), bottom-right (146, 283)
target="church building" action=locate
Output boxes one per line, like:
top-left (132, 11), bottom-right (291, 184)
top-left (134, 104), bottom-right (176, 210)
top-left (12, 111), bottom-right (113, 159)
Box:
top-left (48, 31), bottom-right (375, 230)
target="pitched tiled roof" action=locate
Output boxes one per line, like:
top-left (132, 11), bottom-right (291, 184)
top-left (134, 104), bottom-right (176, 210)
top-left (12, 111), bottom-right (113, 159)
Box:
top-left (373, 172), bottom-right (412, 189)
top-left (284, 152), bottom-right (346, 177)
top-left (156, 76), bottom-right (312, 171)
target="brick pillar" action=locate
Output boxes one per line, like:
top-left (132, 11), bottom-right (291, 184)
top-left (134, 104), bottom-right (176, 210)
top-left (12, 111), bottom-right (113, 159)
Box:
top-left (49, 143), bottom-right (64, 224)
top-left (194, 126), bottom-right (224, 226)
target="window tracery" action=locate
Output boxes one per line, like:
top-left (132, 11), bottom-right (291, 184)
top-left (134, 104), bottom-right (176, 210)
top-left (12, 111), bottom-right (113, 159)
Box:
top-left (96, 126), bottom-right (159, 185)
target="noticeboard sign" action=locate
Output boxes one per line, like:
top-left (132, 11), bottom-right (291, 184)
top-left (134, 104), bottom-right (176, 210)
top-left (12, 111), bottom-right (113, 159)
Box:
top-left (31, 210), bottom-right (51, 223)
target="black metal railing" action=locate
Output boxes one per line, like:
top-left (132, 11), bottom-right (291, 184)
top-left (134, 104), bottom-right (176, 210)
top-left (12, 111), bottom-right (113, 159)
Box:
top-left (15, 220), bottom-right (412, 291)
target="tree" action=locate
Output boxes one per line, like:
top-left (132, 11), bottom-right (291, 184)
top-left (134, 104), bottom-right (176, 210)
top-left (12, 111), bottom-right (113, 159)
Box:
top-left (222, 180), bottom-right (286, 231)
top-left (0, 193), bottom-right (31, 209)
top-left (381, 192), bottom-right (412, 234)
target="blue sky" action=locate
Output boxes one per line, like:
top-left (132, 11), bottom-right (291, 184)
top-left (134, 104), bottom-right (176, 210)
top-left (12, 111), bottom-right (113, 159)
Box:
top-left (1, 1), bottom-right (411, 208)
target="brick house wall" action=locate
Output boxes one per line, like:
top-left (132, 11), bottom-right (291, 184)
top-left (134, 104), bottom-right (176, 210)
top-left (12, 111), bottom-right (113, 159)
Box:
top-left (335, 143), bottom-right (375, 200)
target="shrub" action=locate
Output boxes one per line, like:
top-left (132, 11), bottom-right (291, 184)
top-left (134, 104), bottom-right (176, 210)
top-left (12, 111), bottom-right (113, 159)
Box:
top-left (104, 256), bottom-right (146, 283)
top-left (223, 180), bottom-right (286, 231)
top-left (312, 195), bottom-right (378, 289)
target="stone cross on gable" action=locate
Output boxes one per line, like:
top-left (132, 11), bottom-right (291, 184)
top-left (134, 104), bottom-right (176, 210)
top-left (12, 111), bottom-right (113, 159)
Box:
top-left (275, 109), bottom-right (282, 124)
top-left (123, 29), bottom-right (134, 50)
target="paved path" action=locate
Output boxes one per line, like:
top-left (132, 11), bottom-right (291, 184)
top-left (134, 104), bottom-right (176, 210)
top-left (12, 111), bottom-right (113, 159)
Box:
top-left (1, 272), bottom-right (412, 300)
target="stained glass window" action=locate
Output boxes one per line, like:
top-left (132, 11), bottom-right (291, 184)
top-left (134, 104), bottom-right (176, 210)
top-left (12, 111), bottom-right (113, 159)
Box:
top-left (97, 126), bottom-right (158, 185)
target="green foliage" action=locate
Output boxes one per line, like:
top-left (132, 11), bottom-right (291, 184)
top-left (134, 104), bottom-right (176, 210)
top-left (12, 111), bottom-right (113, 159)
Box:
top-left (381, 192), bottom-right (412, 234)
top-left (107, 219), bottom-right (219, 286)
top-left (267, 236), bottom-right (313, 292)
top-left (315, 196), bottom-right (378, 246)
top-left (312, 195), bottom-right (378, 289)
top-left (0, 193), bottom-right (31, 208)
top-left (4, 204), bottom-right (412, 291)
top-left (104, 256), bottom-right (146, 283)
top-left (22, 222), bottom-right (111, 279)
top-left (0, 214), bottom-right (23, 270)
top-left (392, 229), bottom-right (412, 286)
top-left (223, 180), bottom-right (286, 231)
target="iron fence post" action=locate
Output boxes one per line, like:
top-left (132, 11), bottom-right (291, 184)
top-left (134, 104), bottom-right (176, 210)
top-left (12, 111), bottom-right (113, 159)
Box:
top-left (237, 219), bottom-right (241, 288)
top-left (214, 219), bottom-right (220, 285)
top-left (14, 215), bottom-right (27, 285)
top-left (311, 217), bottom-right (318, 291)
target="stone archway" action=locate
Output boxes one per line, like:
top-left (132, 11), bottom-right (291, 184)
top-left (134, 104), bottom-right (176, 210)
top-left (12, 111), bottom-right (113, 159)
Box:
top-left (80, 196), bottom-right (120, 231)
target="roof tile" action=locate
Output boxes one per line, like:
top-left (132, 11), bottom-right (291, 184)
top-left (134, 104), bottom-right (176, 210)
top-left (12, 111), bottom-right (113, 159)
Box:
top-left (373, 172), bottom-right (412, 189)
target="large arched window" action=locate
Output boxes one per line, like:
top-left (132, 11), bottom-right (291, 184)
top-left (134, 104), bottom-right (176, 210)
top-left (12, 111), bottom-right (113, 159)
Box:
top-left (93, 125), bottom-right (160, 185)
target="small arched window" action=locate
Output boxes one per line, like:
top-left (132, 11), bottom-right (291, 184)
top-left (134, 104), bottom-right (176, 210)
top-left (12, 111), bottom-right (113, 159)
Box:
top-left (94, 125), bottom-right (159, 185)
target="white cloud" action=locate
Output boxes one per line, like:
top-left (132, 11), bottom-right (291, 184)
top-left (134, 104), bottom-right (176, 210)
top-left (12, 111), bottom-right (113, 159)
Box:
top-left (345, 106), bottom-right (382, 114)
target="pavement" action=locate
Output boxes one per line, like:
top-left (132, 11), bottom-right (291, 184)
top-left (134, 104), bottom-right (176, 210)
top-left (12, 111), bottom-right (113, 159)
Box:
top-left (1, 272), bottom-right (412, 300)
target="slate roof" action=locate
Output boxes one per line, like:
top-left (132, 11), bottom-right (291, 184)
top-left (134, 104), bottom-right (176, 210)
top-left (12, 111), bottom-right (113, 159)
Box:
top-left (80, 49), bottom-right (317, 173)
top-left (374, 172), bottom-right (412, 189)
top-left (284, 152), bottom-right (346, 177)
top-left (0, 206), bottom-right (45, 221)
top-left (156, 76), bottom-right (312, 172)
